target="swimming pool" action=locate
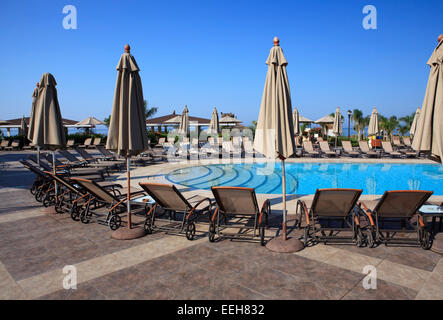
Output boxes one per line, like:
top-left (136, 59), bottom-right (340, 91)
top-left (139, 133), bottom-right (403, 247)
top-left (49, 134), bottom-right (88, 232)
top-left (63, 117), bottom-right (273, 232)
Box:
top-left (166, 162), bottom-right (443, 195)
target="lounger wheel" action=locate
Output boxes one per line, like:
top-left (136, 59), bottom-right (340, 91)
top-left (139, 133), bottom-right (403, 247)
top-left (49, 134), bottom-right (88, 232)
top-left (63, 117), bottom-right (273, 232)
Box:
top-left (185, 222), bottom-right (196, 240)
top-left (208, 223), bottom-right (216, 242)
top-left (80, 210), bottom-right (91, 224)
top-left (419, 229), bottom-right (431, 250)
top-left (35, 191), bottom-right (44, 202)
top-left (30, 184), bottom-right (37, 195)
top-left (143, 217), bottom-right (153, 234)
top-left (366, 230), bottom-right (376, 248)
top-left (70, 207), bottom-right (80, 221)
top-left (356, 228), bottom-right (364, 247)
top-left (108, 215), bottom-right (121, 231)
top-left (42, 195), bottom-right (54, 208)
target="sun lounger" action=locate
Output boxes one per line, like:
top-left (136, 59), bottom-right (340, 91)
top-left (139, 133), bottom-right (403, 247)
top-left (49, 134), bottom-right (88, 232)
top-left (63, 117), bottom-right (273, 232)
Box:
top-left (70, 177), bottom-right (145, 230)
top-left (139, 183), bottom-right (212, 240)
top-left (209, 187), bottom-right (270, 246)
top-left (4, 140), bottom-right (20, 151)
top-left (20, 160), bottom-right (55, 202)
top-left (392, 136), bottom-right (405, 148)
top-left (302, 141), bottom-right (320, 157)
top-left (359, 190), bottom-right (433, 249)
top-left (222, 141), bottom-right (242, 158)
top-left (358, 141), bottom-right (378, 158)
top-left (341, 141), bottom-right (360, 157)
top-left (0, 140), bottom-right (10, 150)
top-left (41, 153), bottom-right (109, 177)
top-left (403, 136), bottom-right (413, 148)
top-left (381, 141), bottom-right (404, 158)
top-left (243, 140), bottom-right (254, 158)
top-left (67, 139), bottom-right (77, 149)
top-left (79, 137), bottom-right (92, 148)
top-left (74, 148), bottom-right (126, 169)
top-left (87, 137), bottom-right (103, 149)
top-left (319, 141), bottom-right (338, 157)
top-left (385, 141), bottom-right (417, 158)
top-left (297, 188), bottom-right (364, 246)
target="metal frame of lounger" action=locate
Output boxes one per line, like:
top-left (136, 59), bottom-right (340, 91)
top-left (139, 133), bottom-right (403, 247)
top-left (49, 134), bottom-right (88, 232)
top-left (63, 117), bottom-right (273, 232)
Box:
top-left (139, 183), bottom-right (212, 240)
top-left (359, 190), bottom-right (433, 249)
top-left (74, 148), bottom-right (125, 170)
top-left (70, 177), bottom-right (144, 230)
top-left (297, 188), bottom-right (364, 246)
top-left (209, 187), bottom-right (270, 246)
top-left (19, 160), bottom-right (55, 203)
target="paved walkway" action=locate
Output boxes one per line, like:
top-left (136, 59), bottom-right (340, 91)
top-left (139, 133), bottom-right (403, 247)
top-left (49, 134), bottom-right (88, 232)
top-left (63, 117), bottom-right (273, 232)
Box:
top-left (0, 151), bottom-right (442, 300)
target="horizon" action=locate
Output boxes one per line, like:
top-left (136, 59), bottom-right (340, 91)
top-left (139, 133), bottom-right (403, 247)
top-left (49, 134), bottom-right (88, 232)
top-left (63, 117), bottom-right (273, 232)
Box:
top-left (1, 0), bottom-right (442, 126)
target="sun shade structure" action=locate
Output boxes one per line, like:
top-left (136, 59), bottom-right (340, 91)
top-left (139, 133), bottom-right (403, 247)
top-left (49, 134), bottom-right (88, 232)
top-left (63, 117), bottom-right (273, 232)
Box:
top-left (368, 107), bottom-right (379, 136)
top-left (27, 83), bottom-right (40, 143)
top-left (412, 37), bottom-right (443, 162)
top-left (332, 107), bottom-right (342, 147)
top-left (315, 114), bottom-right (335, 136)
top-left (178, 105), bottom-right (189, 136)
top-left (254, 37), bottom-right (302, 253)
top-left (298, 115), bottom-right (313, 123)
top-left (31, 73), bottom-right (66, 149)
top-left (107, 44), bottom-right (149, 240)
top-left (208, 107), bottom-right (220, 134)
top-left (409, 107), bottom-right (421, 137)
top-left (76, 116), bottom-right (106, 127)
top-left (293, 107), bottom-right (300, 136)
top-left (219, 115), bottom-right (242, 125)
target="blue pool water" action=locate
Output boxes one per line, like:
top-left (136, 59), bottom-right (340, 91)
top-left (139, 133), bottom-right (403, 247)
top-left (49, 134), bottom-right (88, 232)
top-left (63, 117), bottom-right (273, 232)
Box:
top-left (166, 162), bottom-right (443, 195)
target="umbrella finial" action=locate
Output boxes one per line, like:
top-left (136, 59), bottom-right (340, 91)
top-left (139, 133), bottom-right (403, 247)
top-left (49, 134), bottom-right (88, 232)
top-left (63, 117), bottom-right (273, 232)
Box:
top-left (124, 44), bottom-right (131, 53)
top-left (439, 34), bottom-right (443, 43)
top-left (273, 37), bottom-right (280, 46)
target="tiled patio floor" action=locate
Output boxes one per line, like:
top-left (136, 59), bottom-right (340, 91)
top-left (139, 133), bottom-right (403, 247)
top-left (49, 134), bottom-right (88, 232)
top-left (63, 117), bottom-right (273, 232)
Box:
top-left (0, 151), bottom-right (442, 300)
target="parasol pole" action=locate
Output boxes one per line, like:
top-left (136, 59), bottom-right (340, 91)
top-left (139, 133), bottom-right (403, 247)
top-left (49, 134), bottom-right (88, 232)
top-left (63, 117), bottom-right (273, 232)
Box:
top-left (281, 155), bottom-right (287, 240)
top-left (127, 155), bottom-right (132, 229)
top-left (52, 151), bottom-right (57, 204)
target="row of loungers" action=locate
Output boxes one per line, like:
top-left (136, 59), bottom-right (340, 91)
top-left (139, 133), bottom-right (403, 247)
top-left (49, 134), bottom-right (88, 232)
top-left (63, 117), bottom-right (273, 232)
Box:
top-left (302, 140), bottom-right (419, 158)
top-left (20, 158), bottom-right (436, 250)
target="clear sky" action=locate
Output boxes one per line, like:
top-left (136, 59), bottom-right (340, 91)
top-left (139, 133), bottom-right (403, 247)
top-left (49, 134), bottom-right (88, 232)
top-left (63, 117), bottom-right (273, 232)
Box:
top-left (0, 0), bottom-right (442, 126)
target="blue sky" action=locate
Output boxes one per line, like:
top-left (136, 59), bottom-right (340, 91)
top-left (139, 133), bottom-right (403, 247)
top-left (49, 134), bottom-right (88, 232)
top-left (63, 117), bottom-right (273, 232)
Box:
top-left (0, 0), bottom-right (442, 126)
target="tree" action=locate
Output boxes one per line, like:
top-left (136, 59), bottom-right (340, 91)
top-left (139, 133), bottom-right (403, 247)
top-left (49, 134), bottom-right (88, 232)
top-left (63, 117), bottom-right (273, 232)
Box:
top-left (399, 112), bottom-right (415, 133)
top-left (104, 115), bottom-right (110, 127)
top-left (248, 120), bottom-right (257, 137)
top-left (144, 100), bottom-right (158, 119)
top-left (380, 115), bottom-right (398, 141)
top-left (351, 109), bottom-right (365, 140)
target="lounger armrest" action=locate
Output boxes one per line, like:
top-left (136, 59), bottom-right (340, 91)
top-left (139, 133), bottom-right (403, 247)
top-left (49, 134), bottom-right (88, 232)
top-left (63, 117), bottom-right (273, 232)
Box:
top-left (359, 202), bottom-right (375, 226)
top-left (297, 200), bottom-right (311, 226)
top-left (186, 197), bottom-right (212, 219)
top-left (259, 199), bottom-right (271, 226)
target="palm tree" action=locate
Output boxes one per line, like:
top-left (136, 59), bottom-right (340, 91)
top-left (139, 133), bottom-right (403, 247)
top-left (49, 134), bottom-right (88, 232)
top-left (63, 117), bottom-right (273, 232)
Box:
top-left (249, 120), bottom-right (257, 137)
top-left (351, 109), bottom-right (365, 140)
top-left (380, 116), bottom-right (398, 141)
top-left (144, 100), bottom-right (158, 119)
top-left (399, 112), bottom-right (415, 134)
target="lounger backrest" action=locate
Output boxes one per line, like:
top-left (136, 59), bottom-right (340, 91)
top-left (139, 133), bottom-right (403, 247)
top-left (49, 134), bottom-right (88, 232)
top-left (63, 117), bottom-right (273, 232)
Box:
top-left (317, 137), bottom-right (324, 142)
top-left (19, 160), bottom-right (48, 179)
top-left (311, 188), bottom-right (362, 217)
top-left (43, 153), bottom-right (63, 166)
top-left (342, 140), bottom-right (353, 152)
top-left (45, 172), bottom-right (81, 194)
top-left (244, 140), bottom-right (253, 152)
top-left (374, 190), bottom-right (433, 218)
top-left (11, 140), bottom-right (19, 147)
top-left (211, 187), bottom-right (259, 215)
top-left (358, 141), bottom-right (370, 152)
top-left (75, 148), bottom-right (94, 161)
top-left (319, 141), bottom-right (331, 152)
top-left (381, 141), bottom-right (394, 152)
top-left (93, 137), bottom-right (101, 145)
top-left (71, 178), bottom-right (117, 204)
top-left (303, 141), bottom-right (314, 152)
top-left (392, 136), bottom-right (401, 145)
top-left (1, 140), bottom-right (9, 147)
top-left (208, 137), bottom-right (215, 145)
top-left (96, 145), bottom-right (113, 157)
top-left (139, 183), bottom-right (191, 211)
top-left (83, 138), bottom-right (92, 146)
top-left (67, 139), bottom-right (74, 146)
top-left (59, 150), bottom-right (81, 162)
top-left (28, 155), bottom-right (52, 171)
top-left (403, 136), bottom-right (411, 146)
top-left (158, 137), bottom-right (165, 144)
top-left (222, 141), bottom-right (232, 152)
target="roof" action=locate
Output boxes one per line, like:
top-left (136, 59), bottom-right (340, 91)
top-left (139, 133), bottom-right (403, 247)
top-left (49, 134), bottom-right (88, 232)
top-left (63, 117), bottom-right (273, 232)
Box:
top-left (314, 115), bottom-right (335, 124)
top-left (146, 113), bottom-right (210, 125)
top-left (3, 117), bottom-right (78, 126)
top-left (299, 115), bottom-right (313, 123)
top-left (219, 116), bottom-right (242, 124)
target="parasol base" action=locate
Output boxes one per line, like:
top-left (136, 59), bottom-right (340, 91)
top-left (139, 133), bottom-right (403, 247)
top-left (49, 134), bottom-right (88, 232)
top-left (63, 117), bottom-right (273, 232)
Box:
top-left (266, 236), bottom-right (305, 253)
top-left (111, 226), bottom-right (146, 240)
top-left (431, 233), bottom-right (443, 255)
